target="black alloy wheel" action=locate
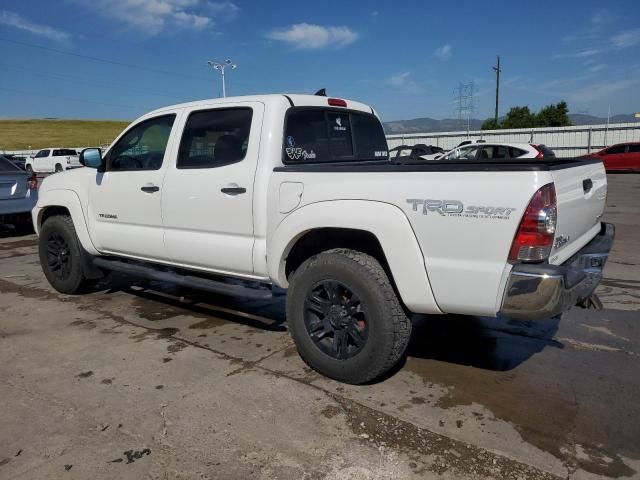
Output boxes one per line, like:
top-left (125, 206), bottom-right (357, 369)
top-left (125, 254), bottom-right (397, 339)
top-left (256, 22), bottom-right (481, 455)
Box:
top-left (304, 280), bottom-right (368, 360)
top-left (45, 232), bottom-right (72, 280)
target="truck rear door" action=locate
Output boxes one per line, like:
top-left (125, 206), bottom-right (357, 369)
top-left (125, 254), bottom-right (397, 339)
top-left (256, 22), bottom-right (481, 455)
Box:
top-left (548, 159), bottom-right (607, 264)
top-left (161, 101), bottom-right (264, 275)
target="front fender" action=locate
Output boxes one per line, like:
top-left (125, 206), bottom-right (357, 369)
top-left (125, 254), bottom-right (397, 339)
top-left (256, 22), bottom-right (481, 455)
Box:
top-left (33, 188), bottom-right (99, 256)
top-left (268, 200), bottom-right (442, 314)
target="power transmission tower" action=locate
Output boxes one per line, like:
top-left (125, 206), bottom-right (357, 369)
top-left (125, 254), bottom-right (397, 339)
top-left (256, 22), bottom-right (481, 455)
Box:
top-left (493, 56), bottom-right (501, 125)
top-left (453, 81), bottom-right (476, 136)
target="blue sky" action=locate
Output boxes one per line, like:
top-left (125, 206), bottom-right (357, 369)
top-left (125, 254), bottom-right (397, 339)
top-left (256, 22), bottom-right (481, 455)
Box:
top-left (0, 0), bottom-right (639, 121)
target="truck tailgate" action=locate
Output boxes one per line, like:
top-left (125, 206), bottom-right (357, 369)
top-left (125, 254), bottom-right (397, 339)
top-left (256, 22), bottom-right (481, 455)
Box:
top-left (549, 159), bottom-right (607, 264)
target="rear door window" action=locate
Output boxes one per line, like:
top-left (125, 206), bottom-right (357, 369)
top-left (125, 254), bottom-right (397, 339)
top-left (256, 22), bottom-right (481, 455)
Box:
top-left (628, 144), bottom-right (640, 153)
top-left (509, 147), bottom-right (527, 158)
top-left (480, 145), bottom-right (509, 159)
top-left (284, 108), bottom-right (388, 163)
top-left (177, 108), bottom-right (253, 169)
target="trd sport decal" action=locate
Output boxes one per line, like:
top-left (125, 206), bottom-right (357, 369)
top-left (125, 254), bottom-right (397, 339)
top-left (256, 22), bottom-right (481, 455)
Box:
top-left (407, 199), bottom-right (516, 219)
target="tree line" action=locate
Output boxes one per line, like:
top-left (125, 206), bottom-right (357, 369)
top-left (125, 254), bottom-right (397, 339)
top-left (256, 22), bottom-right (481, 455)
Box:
top-left (481, 101), bottom-right (572, 130)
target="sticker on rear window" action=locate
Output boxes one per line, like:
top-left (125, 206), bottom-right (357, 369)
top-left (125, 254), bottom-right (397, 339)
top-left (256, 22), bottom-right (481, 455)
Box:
top-left (374, 151), bottom-right (388, 157)
top-left (333, 117), bottom-right (347, 132)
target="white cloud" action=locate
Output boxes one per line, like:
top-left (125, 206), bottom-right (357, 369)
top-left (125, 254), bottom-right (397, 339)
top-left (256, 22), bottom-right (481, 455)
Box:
top-left (206, 1), bottom-right (239, 21)
top-left (0, 10), bottom-right (71, 42)
top-left (266, 23), bottom-right (358, 50)
top-left (434, 44), bottom-right (452, 60)
top-left (611, 29), bottom-right (640, 49)
top-left (591, 10), bottom-right (617, 27)
top-left (388, 71), bottom-right (410, 87)
top-left (386, 71), bottom-right (425, 94)
top-left (568, 77), bottom-right (640, 104)
top-left (587, 63), bottom-right (606, 73)
top-left (84, 0), bottom-right (238, 35)
top-left (552, 48), bottom-right (603, 59)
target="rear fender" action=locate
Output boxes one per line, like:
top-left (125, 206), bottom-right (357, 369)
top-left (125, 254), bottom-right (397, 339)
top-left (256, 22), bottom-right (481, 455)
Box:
top-left (268, 200), bottom-right (442, 314)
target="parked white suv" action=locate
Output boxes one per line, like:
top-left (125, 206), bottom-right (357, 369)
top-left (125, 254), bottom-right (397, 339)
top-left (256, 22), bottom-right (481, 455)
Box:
top-left (32, 94), bottom-right (613, 384)
top-left (26, 148), bottom-right (81, 173)
top-left (439, 142), bottom-right (555, 161)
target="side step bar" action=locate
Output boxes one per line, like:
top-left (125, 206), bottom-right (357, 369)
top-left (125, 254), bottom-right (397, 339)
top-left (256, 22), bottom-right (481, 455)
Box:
top-left (93, 257), bottom-right (273, 300)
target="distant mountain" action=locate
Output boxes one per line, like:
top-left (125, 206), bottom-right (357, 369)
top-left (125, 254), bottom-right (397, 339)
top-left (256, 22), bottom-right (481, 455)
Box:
top-left (382, 113), bottom-right (639, 134)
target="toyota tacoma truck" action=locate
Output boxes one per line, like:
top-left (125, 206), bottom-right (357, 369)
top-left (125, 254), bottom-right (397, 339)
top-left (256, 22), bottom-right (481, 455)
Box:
top-left (32, 93), bottom-right (614, 384)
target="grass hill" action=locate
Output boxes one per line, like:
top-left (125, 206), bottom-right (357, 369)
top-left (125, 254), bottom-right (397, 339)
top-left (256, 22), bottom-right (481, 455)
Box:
top-left (0, 119), bottom-right (130, 151)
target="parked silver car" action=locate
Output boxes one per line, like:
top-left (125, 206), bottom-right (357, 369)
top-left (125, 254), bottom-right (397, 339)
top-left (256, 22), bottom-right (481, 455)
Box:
top-left (0, 155), bottom-right (38, 231)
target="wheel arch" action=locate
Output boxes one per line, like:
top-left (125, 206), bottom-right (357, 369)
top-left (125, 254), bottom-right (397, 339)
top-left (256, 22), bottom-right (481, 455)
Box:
top-left (34, 189), bottom-right (99, 256)
top-left (268, 200), bottom-right (441, 314)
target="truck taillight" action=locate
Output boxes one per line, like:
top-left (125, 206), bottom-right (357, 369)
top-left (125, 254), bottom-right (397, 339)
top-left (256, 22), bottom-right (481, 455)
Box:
top-left (509, 183), bottom-right (557, 263)
top-left (26, 175), bottom-right (38, 191)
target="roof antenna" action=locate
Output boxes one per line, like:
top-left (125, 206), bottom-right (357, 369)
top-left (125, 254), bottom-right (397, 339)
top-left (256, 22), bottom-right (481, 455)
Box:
top-left (314, 88), bottom-right (326, 96)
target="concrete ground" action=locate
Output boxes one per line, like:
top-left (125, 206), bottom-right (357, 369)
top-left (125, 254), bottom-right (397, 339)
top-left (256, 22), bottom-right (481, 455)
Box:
top-left (0, 174), bottom-right (638, 480)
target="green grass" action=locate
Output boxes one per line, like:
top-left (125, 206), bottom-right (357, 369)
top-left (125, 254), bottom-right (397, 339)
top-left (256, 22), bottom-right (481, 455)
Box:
top-left (0, 119), bottom-right (130, 151)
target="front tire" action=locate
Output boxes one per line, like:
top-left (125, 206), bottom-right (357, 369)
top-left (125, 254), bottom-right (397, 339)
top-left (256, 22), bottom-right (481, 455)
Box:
top-left (287, 249), bottom-right (411, 384)
top-left (55, 164), bottom-right (63, 173)
top-left (38, 215), bottom-right (92, 294)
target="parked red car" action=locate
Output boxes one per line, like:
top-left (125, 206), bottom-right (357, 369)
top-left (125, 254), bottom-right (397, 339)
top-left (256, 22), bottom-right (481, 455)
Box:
top-left (587, 142), bottom-right (640, 172)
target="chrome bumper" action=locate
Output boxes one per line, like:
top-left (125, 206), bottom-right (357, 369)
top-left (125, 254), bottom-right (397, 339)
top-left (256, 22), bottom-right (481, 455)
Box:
top-left (500, 223), bottom-right (615, 320)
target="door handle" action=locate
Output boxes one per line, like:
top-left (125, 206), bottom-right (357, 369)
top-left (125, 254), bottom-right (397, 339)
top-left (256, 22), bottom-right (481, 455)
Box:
top-left (583, 178), bottom-right (593, 194)
top-left (141, 185), bottom-right (160, 193)
top-left (221, 186), bottom-right (246, 195)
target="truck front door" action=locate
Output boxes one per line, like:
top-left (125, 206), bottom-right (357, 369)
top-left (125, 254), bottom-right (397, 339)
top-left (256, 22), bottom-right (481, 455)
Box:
top-left (33, 149), bottom-right (50, 172)
top-left (161, 102), bottom-right (264, 275)
top-left (86, 113), bottom-right (179, 261)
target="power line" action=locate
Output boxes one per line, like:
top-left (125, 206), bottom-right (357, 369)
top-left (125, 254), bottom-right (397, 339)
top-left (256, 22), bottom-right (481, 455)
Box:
top-left (0, 62), bottom-right (183, 100)
top-left (0, 38), bottom-right (210, 82)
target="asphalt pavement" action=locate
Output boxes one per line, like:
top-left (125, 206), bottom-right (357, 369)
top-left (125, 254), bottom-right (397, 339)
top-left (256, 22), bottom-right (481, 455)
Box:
top-left (0, 174), bottom-right (638, 479)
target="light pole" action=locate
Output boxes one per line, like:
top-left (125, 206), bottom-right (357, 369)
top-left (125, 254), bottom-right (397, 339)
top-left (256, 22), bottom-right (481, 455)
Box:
top-left (207, 58), bottom-right (237, 98)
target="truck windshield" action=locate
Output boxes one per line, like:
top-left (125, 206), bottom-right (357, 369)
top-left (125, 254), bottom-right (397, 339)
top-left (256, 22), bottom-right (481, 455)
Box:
top-left (284, 108), bottom-right (388, 163)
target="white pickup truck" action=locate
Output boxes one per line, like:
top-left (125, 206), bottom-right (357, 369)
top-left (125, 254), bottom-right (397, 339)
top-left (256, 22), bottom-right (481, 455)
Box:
top-left (33, 94), bottom-right (614, 384)
top-left (26, 148), bottom-right (81, 173)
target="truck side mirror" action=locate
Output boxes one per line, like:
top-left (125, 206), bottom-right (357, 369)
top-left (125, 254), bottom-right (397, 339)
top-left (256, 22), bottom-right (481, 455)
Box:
top-left (80, 148), bottom-right (103, 169)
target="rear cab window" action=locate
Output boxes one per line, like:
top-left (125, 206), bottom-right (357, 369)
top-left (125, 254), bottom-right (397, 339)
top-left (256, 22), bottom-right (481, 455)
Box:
top-left (283, 108), bottom-right (388, 163)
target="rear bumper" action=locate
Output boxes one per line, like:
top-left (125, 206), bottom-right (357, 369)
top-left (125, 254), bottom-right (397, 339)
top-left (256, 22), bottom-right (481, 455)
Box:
top-left (500, 222), bottom-right (614, 320)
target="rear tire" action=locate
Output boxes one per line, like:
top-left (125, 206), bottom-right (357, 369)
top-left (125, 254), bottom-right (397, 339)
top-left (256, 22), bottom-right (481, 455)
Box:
top-left (55, 164), bottom-right (63, 173)
top-left (26, 165), bottom-right (33, 174)
top-left (38, 215), bottom-right (93, 294)
top-left (287, 249), bottom-right (411, 384)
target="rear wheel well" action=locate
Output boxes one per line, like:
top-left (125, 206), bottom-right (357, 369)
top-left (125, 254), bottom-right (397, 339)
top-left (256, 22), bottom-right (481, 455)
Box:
top-left (40, 206), bottom-right (71, 227)
top-left (285, 228), bottom-right (392, 281)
